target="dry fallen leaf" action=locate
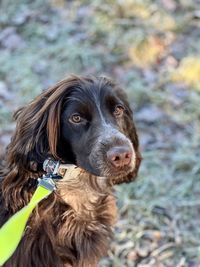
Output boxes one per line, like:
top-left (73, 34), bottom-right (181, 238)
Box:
top-left (172, 57), bottom-right (200, 89)
top-left (128, 36), bottom-right (165, 67)
top-left (117, 0), bottom-right (151, 19)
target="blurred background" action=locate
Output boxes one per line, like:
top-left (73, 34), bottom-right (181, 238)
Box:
top-left (0, 0), bottom-right (200, 266)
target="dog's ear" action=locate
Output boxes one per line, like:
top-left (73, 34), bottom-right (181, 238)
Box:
top-left (112, 87), bottom-right (142, 185)
top-left (6, 76), bottom-right (82, 172)
top-left (2, 77), bottom-right (84, 210)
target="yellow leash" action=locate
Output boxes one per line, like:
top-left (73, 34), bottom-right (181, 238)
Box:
top-left (0, 158), bottom-right (64, 266)
top-left (0, 178), bottom-right (55, 266)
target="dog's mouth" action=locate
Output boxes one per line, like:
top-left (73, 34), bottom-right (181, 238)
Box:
top-left (43, 157), bottom-right (135, 184)
top-left (57, 164), bottom-right (135, 187)
top-left (75, 154), bottom-right (136, 180)
top-left (75, 162), bottom-right (136, 183)
top-left (101, 164), bottom-right (135, 178)
top-left (97, 151), bottom-right (136, 179)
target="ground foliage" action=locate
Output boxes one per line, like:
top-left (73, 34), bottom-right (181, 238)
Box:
top-left (0, 0), bottom-right (200, 266)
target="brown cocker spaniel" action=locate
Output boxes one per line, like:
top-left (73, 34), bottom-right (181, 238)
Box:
top-left (0, 76), bottom-right (141, 267)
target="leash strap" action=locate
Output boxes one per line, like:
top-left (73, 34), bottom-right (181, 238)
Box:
top-left (0, 159), bottom-right (60, 266)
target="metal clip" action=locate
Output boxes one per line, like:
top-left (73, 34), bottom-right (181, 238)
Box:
top-left (38, 177), bottom-right (56, 191)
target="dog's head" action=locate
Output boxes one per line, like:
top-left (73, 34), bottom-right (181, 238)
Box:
top-left (9, 76), bottom-right (141, 184)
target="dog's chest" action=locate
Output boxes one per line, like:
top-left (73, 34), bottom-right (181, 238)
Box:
top-left (56, 167), bottom-right (117, 223)
top-left (53, 168), bottom-right (118, 265)
top-left (56, 192), bottom-right (117, 266)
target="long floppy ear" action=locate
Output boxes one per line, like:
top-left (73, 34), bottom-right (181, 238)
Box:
top-left (5, 76), bottom-right (84, 173)
top-left (112, 87), bottom-right (142, 185)
top-left (2, 76), bottom-right (84, 210)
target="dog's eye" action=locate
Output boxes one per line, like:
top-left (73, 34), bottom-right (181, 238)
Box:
top-left (69, 114), bottom-right (82, 124)
top-left (114, 105), bottom-right (124, 117)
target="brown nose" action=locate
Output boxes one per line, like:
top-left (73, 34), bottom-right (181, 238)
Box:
top-left (107, 146), bottom-right (132, 168)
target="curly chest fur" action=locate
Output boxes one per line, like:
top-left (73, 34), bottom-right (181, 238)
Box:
top-left (3, 169), bottom-right (117, 267)
top-left (54, 168), bottom-right (118, 266)
top-left (55, 192), bottom-right (117, 267)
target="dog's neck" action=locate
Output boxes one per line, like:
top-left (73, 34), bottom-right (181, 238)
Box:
top-left (1, 164), bottom-right (118, 266)
top-left (56, 166), bottom-right (115, 220)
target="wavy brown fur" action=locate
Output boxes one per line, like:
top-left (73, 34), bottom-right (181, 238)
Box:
top-left (2, 172), bottom-right (116, 267)
top-left (0, 75), bottom-right (141, 267)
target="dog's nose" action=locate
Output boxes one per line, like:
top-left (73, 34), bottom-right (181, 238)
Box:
top-left (107, 146), bottom-right (132, 168)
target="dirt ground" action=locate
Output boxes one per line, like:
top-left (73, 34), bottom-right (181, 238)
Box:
top-left (0, 1), bottom-right (200, 266)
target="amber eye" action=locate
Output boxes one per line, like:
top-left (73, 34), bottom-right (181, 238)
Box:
top-left (114, 105), bottom-right (124, 117)
top-left (69, 114), bottom-right (82, 123)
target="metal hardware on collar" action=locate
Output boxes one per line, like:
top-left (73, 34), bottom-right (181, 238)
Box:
top-left (43, 157), bottom-right (77, 180)
top-left (43, 158), bottom-right (60, 174)
top-left (43, 158), bottom-right (63, 180)
top-left (38, 177), bottom-right (56, 191)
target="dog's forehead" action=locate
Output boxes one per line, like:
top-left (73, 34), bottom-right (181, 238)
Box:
top-left (66, 82), bottom-right (117, 107)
